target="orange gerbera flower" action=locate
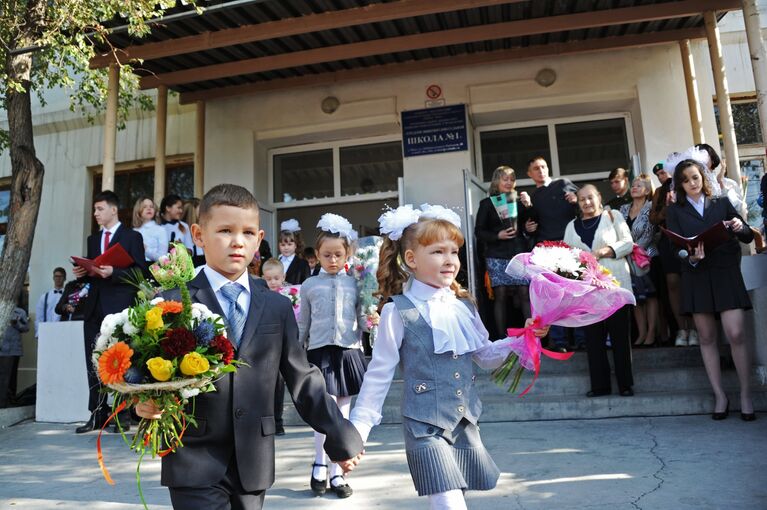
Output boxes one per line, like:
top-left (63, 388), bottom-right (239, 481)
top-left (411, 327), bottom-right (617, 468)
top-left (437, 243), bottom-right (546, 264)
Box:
top-left (157, 300), bottom-right (183, 315)
top-left (98, 342), bottom-right (134, 385)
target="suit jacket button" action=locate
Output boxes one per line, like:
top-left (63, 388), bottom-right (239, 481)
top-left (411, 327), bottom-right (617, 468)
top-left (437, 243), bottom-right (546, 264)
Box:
top-left (235, 409), bottom-right (244, 418)
top-left (454, 372), bottom-right (461, 379)
top-left (457, 405), bottom-right (465, 413)
top-left (456, 389), bottom-right (463, 396)
top-left (427, 427), bottom-right (435, 434)
top-left (452, 354), bottom-right (459, 359)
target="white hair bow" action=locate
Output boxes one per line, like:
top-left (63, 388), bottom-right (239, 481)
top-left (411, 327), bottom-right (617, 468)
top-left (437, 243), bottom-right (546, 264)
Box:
top-left (317, 213), bottom-right (357, 242)
top-left (378, 205), bottom-right (422, 241)
top-left (280, 219), bottom-right (301, 233)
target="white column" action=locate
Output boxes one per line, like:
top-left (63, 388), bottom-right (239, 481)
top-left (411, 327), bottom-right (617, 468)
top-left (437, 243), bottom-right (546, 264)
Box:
top-left (194, 100), bottom-right (206, 197)
top-left (679, 39), bottom-right (705, 145)
top-left (704, 11), bottom-right (742, 185)
top-left (742, 0), bottom-right (767, 152)
top-left (102, 64), bottom-right (120, 191)
top-left (154, 85), bottom-right (168, 205)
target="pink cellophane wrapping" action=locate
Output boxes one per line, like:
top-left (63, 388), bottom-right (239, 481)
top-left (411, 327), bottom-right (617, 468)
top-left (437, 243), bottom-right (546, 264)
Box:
top-left (506, 252), bottom-right (637, 329)
top-left (631, 244), bottom-right (652, 269)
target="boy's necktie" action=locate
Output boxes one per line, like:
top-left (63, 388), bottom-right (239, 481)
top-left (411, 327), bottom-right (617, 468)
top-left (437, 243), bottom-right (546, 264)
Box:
top-left (220, 283), bottom-right (246, 348)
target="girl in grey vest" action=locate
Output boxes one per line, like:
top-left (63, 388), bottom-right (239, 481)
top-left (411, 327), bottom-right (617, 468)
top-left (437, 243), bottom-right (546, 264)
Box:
top-left (350, 205), bottom-right (548, 510)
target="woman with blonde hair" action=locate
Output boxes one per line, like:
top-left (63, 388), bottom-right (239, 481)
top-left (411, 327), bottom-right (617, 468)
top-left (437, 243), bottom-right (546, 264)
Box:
top-left (182, 198), bottom-right (205, 266)
top-left (620, 175), bottom-right (660, 347)
top-left (132, 197), bottom-right (169, 262)
top-left (474, 165), bottom-right (531, 336)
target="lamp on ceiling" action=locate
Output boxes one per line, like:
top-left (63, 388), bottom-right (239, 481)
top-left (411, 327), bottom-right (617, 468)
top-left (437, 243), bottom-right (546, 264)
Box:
top-left (535, 68), bottom-right (557, 88)
top-left (321, 96), bottom-right (340, 114)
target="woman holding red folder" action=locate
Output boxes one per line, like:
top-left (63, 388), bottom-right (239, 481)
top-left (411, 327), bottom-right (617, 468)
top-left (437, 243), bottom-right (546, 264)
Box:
top-left (666, 160), bottom-right (755, 421)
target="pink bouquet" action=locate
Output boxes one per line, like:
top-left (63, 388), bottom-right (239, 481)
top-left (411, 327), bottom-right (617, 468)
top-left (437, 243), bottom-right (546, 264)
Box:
top-left (495, 241), bottom-right (636, 395)
top-left (278, 285), bottom-right (301, 321)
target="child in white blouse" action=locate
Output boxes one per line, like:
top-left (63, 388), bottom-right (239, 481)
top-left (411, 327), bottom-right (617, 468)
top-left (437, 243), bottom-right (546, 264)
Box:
top-left (132, 197), bottom-right (169, 262)
top-left (350, 205), bottom-right (547, 510)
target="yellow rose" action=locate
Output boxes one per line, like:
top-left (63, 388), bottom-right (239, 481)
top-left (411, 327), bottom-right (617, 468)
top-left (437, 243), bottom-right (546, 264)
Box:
top-left (146, 357), bottom-right (174, 382)
top-left (179, 352), bottom-right (210, 376)
top-left (145, 307), bottom-right (164, 332)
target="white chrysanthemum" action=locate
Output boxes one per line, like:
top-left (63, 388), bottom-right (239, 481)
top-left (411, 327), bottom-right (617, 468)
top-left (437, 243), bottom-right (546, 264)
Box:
top-left (180, 387), bottom-right (201, 399)
top-left (556, 254), bottom-right (582, 276)
top-left (94, 333), bottom-right (109, 352)
top-left (150, 297), bottom-right (165, 305)
top-left (378, 205), bottom-right (421, 241)
top-left (122, 321), bottom-right (139, 336)
top-left (100, 313), bottom-right (119, 337)
top-left (419, 203), bottom-right (462, 229)
top-left (191, 303), bottom-right (215, 321)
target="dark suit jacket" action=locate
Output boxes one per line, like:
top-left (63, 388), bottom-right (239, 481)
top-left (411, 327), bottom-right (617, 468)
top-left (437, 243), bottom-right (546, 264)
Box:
top-left (79, 224), bottom-right (147, 322)
top-left (284, 257), bottom-right (311, 285)
top-left (161, 271), bottom-right (363, 492)
top-left (665, 196), bottom-right (753, 272)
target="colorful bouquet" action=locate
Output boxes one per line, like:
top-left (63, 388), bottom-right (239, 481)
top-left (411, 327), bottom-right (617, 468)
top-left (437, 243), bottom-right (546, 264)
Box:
top-left (92, 243), bottom-right (240, 508)
top-left (278, 285), bottom-right (301, 321)
top-left (493, 241), bottom-right (636, 395)
top-left (352, 236), bottom-right (383, 344)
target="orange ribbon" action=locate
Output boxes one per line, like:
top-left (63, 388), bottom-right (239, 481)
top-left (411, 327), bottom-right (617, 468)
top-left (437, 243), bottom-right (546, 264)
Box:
top-left (97, 400), bottom-right (127, 485)
top-left (506, 316), bottom-right (574, 397)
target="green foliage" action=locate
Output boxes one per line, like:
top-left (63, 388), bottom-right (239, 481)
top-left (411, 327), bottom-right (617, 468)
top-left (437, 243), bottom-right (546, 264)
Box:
top-left (0, 0), bottom-right (190, 150)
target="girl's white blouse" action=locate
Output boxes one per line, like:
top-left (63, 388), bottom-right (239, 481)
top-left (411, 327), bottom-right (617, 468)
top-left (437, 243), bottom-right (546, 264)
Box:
top-left (350, 279), bottom-right (514, 442)
top-left (135, 221), bottom-right (170, 262)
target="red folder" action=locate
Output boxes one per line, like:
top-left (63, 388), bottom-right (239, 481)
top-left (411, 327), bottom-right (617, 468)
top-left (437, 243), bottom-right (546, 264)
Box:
top-left (660, 221), bottom-right (732, 252)
top-left (72, 243), bottom-right (134, 277)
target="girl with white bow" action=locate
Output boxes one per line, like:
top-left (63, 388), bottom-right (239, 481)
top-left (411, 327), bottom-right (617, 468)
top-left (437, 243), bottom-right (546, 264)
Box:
top-left (300, 213), bottom-right (369, 499)
top-left (349, 204), bottom-right (548, 510)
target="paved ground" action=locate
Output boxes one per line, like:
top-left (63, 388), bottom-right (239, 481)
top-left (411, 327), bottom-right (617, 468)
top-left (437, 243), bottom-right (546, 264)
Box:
top-left (0, 414), bottom-right (765, 510)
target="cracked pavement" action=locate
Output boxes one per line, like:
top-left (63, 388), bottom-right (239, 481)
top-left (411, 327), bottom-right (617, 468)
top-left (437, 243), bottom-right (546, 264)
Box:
top-left (0, 415), bottom-right (764, 509)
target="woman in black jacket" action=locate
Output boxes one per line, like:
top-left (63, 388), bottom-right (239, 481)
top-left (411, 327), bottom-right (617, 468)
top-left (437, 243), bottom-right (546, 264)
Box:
top-left (474, 166), bottom-right (531, 336)
top-left (666, 159), bottom-right (755, 421)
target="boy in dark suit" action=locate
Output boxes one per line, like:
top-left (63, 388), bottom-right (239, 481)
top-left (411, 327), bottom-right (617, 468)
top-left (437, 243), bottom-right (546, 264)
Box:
top-left (73, 190), bottom-right (146, 433)
top-left (137, 184), bottom-right (363, 510)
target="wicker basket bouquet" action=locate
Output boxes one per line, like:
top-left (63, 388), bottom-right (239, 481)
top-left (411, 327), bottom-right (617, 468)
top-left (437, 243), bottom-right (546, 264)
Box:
top-left (92, 243), bottom-right (240, 505)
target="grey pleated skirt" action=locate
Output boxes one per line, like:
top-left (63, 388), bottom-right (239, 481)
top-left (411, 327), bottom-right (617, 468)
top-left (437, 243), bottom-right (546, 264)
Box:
top-left (403, 417), bottom-right (500, 496)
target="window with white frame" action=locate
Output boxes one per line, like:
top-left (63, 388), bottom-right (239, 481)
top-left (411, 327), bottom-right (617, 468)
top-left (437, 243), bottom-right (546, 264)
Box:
top-left (271, 138), bottom-right (403, 206)
top-left (477, 114), bottom-right (634, 188)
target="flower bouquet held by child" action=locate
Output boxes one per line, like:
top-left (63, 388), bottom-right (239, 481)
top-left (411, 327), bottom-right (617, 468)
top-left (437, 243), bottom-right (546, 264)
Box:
top-left (91, 243), bottom-right (241, 507)
top-left (494, 241), bottom-right (636, 395)
top-left (351, 235), bottom-right (384, 344)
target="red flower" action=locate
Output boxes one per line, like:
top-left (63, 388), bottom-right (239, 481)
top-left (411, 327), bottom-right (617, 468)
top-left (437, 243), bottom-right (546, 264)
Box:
top-left (210, 335), bottom-right (234, 364)
top-left (160, 328), bottom-right (197, 358)
top-left (289, 287), bottom-right (299, 296)
top-left (536, 240), bottom-right (571, 249)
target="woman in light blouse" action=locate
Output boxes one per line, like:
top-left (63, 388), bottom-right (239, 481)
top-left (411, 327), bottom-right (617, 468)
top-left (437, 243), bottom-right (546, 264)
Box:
top-left (132, 197), bottom-right (169, 262)
top-left (564, 185), bottom-right (635, 397)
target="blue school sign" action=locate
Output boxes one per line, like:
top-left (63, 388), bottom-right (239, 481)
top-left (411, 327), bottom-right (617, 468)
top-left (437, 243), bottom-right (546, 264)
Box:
top-left (401, 104), bottom-right (468, 157)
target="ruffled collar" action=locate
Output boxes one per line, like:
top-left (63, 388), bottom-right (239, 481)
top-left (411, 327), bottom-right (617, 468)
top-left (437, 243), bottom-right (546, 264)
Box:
top-left (405, 279), bottom-right (487, 355)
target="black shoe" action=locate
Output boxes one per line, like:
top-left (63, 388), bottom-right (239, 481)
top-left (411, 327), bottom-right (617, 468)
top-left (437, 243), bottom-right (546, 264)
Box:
top-left (586, 389), bottom-right (610, 398)
top-left (619, 388), bottom-right (634, 397)
top-left (551, 346), bottom-right (568, 354)
top-left (75, 412), bottom-right (106, 434)
top-left (712, 400), bottom-right (729, 421)
top-left (111, 420), bottom-right (130, 434)
top-left (741, 412), bottom-right (756, 421)
top-left (310, 463), bottom-right (327, 496)
top-left (276, 425), bottom-right (285, 436)
top-left (330, 476), bottom-right (353, 499)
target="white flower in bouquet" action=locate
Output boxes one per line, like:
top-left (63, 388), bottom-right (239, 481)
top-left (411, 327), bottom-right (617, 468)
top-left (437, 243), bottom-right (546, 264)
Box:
top-left (180, 387), bottom-right (201, 399)
top-left (122, 321), bottom-right (139, 336)
top-left (150, 297), bottom-right (165, 305)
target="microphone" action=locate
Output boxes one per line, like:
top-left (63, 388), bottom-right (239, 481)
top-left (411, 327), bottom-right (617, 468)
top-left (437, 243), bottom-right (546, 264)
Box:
top-left (677, 249), bottom-right (689, 260)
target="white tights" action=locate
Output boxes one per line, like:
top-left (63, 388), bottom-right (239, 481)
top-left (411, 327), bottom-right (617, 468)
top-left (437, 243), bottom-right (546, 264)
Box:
top-left (428, 489), bottom-right (467, 510)
top-left (312, 395), bottom-right (352, 483)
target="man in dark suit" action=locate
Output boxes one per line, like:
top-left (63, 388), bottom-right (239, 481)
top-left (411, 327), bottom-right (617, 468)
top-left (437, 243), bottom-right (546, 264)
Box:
top-left (137, 184), bottom-right (362, 509)
top-left (73, 190), bottom-right (146, 433)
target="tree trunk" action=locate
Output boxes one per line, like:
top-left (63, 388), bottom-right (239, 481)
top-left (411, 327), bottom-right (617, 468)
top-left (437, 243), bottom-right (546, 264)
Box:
top-left (0, 48), bottom-right (45, 347)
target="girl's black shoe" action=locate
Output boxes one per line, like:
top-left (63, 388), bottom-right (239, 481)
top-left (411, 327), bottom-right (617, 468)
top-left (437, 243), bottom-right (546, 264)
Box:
top-left (712, 400), bottom-right (729, 421)
top-left (310, 463), bottom-right (327, 495)
top-left (586, 389), bottom-right (610, 397)
top-left (740, 412), bottom-right (756, 422)
top-left (330, 475), bottom-right (353, 499)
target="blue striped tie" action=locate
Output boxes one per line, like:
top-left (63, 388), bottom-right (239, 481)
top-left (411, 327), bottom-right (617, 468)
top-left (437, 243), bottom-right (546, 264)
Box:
top-left (220, 283), bottom-right (246, 348)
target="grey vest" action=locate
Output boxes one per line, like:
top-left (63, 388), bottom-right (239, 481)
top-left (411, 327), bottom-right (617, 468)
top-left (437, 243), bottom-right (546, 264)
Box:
top-left (392, 295), bottom-right (482, 431)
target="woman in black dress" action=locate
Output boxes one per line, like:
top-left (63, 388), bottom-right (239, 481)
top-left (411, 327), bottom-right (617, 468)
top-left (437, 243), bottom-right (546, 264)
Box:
top-left (474, 166), bottom-right (530, 336)
top-left (665, 160), bottom-right (755, 421)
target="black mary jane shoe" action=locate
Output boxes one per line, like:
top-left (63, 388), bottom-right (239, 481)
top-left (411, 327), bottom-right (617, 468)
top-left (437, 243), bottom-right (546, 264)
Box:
top-left (711, 400), bottom-right (729, 421)
top-left (586, 389), bottom-right (610, 398)
top-left (310, 463), bottom-right (328, 496)
top-left (741, 412), bottom-right (756, 422)
top-left (330, 475), bottom-right (353, 499)
top-left (619, 388), bottom-right (634, 397)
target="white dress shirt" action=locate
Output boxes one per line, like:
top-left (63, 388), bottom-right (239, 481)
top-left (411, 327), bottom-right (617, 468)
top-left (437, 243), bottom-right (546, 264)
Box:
top-left (100, 222), bottom-right (121, 254)
top-left (34, 288), bottom-right (63, 337)
top-left (135, 221), bottom-right (170, 262)
top-left (686, 195), bottom-right (705, 217)
top-left (349, 279), bottom-right (517, 442)
top-left (202, 265), bottom-right (251, 317)
top-left (162, 220), bottom-right (194, 251)
top-left (279, 254), bottom-right (295, 273)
